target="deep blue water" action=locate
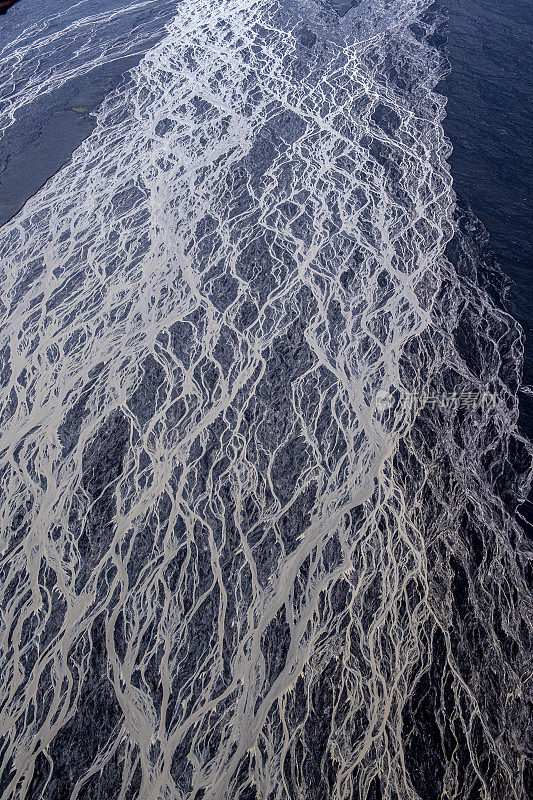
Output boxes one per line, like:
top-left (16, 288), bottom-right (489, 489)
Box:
top-left (441, 0), bottom-right (533, 436)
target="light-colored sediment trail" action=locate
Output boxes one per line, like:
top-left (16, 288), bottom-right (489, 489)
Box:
top-left (0, 1), bottom-right (531, 798)
top-left (0, 0), bottom-right (179, 137)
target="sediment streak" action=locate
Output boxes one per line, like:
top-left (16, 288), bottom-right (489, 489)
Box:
top-left (0, 1), bottom-right (531, 798)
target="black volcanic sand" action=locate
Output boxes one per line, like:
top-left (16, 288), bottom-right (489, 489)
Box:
top-left (0, 0), bottom-right (175, 227)
top-left (440, 0), bottom-right (533, 436)
top-left (0, 1), bottom-right (22, 15)
top-left (0, 61), bottom-right (140, 226)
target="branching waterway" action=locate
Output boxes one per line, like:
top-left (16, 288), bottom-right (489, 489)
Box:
top-left (0, 1), bottom-right (531, 798)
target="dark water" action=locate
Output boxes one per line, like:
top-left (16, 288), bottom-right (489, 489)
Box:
top-left (440, 0), bottom-right (533, 435)
top-left (0, 2), bottom-right (531, 798)
top-left (0, 0), bottom-right (176, 225)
